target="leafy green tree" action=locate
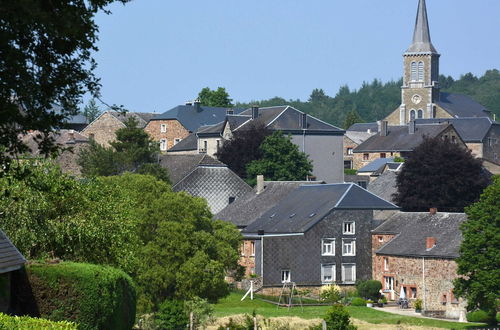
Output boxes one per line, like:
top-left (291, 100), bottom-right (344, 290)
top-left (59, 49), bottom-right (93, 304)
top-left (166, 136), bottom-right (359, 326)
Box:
top-left (454, 176), bottom-right (500, 325)
top-left (309, 88), bottom-right (328, 104)
top-left (198, 87), bottom-right (233, 107)
top-left (0, 0), bottom-right (128, 169)
top-left (155, 299), bottom-right (188, 330)
top-left (343, 108), bottom-right (364, 129)
top-left (356, 280), bottom-right (382, 301)
top-left (323, 305), bottom-right (357, 330)
top-left (81, 99), bottom-right (102, 123)
top-left (216, 123), bottom-right (271, 180)
top-left (394, 136), bottom-right (490, 212)
top-left (246, 131), bottom-right (313, 185)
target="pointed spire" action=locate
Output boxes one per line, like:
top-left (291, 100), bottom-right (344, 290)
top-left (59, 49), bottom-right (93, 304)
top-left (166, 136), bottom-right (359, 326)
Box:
top-left (406, 0), bottom-right (437, 53)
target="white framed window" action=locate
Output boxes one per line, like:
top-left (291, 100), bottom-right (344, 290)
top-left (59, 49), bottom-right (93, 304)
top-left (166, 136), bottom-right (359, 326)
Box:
top-left (250, 241), bottom-right (255, 256)
top-left (384, 276), bottom-right (394, 292)
top-left (384, 257), bottom-right (389, 271)
top-left (347, 147), bottom-right (353, 155)
top-left (281, 270), bottom-right (291, 283)
top-left (160, 124), bottom-right (167, 133)
top-left (160, 139), bottom-right (167, 151)
top-left (343, 222), bottom-right (355, 235)
top-left (341, 264), bottom-right (356, 283)
top-left (322, 238), bottom-right (335, 256)
top-left (342, 239), bottom-right (356, 256)
top-left (417, 61), bottom-right (424, 81)
top-left (378, 236), bottom-right (384, 243)
top-left (321, 264), bottom-right (335, 284)
top-left (174, 138), bottom-right (182, 145)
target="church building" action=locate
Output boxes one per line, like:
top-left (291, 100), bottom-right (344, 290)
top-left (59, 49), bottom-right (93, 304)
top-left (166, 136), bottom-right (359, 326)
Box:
top-left (383, 0), bottom-right (491, 125)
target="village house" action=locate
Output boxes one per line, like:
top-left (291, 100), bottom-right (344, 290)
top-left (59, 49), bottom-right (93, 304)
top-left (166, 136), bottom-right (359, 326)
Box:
top-left (242, 183), bottom-right (398, 294)
top-left (160, 154), bottom-right (252, 214)
top-left (0, 230), bottom-right (26, 313)
top-left (344, 123), bottom-right (377, 169)
top-left (81, 110), bottom-right (155, 147)
top-left (372, 210), bottom-right (467, 319)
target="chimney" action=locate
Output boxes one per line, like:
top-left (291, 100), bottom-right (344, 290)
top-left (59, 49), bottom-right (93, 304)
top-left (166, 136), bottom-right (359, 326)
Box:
top-left (226, 108), bottom-right (234, 116)
top-left (409, 120), bottom-right (416, 134)
top-left (193, 98), bottom-right (201, 112)
top-left (378, 120), bottom-right (388, 137)
top-left (251, 106), bottom-right (259, 120)
top-left (429, 207), bottom-right (437, 215)
top-left (301, 113), bottom-right (307, 129)
top-left (256, 175), bottom-right (264, 194)
top-left (426, 237), bottom-right (436, 250)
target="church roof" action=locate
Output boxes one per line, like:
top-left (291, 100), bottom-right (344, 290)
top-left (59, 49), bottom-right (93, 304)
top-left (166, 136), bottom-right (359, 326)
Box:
top-left (437, 93), bottom-right (491, 119)
top-left (406, 0), bottom-right (437, 54)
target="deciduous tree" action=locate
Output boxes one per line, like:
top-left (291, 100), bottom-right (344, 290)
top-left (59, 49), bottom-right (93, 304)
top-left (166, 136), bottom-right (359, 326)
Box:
top-left (197, 87), bottom-right (233, 107)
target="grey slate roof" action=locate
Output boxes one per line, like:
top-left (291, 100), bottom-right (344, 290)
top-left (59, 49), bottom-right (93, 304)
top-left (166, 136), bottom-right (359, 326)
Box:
top-left (216, 181), bottom-right (323, 228)
top-left (373, 212), bottom-right (466, 258)
top-left (151, 105), bottom-right (244, 132)
top-left (0, 230), bottom-right (26, 273)
top-left (354, 123), bottom-right (450, 152)
top-left (415, 117), bottom-right (495, 142)
top-left (108, 111), bottom-right (156, 128)
top-left (160, 154), bottom-right (223, 185)
top-left (348, 122), bottom-right (379, 133)
top-left (436, 93), bottom-right (490, 119)
top-left (243, 183), bottom-right (399, 234)
top-left (367, 170), bottom-right (399, 203)
top-left (345, 131), bottom-right (376, 145)
top-left (358, 158), bottom-right (395, 173)
top-left (167, 133), bottom-right (198, 152)
top-left (406, 0), bottom-right (437, 54)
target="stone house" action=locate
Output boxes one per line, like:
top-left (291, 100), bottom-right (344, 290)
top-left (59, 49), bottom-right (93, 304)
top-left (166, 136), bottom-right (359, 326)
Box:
top-left (0, 230), bottom-right (26, 313)
top-left (189, 105), bottom-right (345, 183)
top-left (344, 123), bottom-right (378, 169)
top-left (81, 111), bottom-right (155, 147)
top-left (353, 121), bottom-right (465, 169)
top-left (372, 210), bottom-right (467, 319)
top-left (160, 154), bottom-right (252, 214)
top-left (145, 101), bottom-right (243, 152)
top-left (216, 178), bottom-right (324, 277)
top-left (384, 0), bottom-right (491, 126)
top-left (241, 183), bottom-right (398, 292)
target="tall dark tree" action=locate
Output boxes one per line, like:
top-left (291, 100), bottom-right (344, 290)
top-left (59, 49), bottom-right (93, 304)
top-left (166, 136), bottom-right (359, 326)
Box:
top-left (343, 108), bottom-right (364, 129)
top-left (197, 87), bottom-right (233, 107)
top-left (216, 123), bottom-right (271, 180)
top-left (454, 176), bottom-right (500, 325)
top-left (393, 136), bottom-right (490, 212)
top-left (0, 0), bottom-right (128, 170)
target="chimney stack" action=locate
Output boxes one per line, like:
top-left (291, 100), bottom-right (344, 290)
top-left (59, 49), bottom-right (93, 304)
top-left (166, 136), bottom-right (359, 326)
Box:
top-left (429, 207), bottom-right (437, 215)
top-left (301, 113), bottom-right (307, 129)
top-left (251, 106), bottom-right (259, 120)
top-left (256, 175), bottom-right (264, 194)
top-left (193, 98), bottom-right (201, 112)
top-left (226, 108), bottom-right (234, 116)
top-left (67, 130), bottom-right (75, 144)
top-left (426, 237), bottom-right (436, 250)
top-left (378, 121), bottom-right (388, 137)
top-left (409, 120), bottom-right (416, 134)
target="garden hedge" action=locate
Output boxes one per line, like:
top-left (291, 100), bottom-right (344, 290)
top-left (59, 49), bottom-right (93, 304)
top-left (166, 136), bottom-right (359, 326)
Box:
top-left (12, 262), bottom-right (136, 330)
top-left (0, 313), bottom-right (77, 329)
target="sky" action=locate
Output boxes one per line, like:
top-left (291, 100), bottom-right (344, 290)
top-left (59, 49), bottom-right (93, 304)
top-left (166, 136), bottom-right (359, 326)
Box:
top-left (89, 0), bottom-right (500, 113)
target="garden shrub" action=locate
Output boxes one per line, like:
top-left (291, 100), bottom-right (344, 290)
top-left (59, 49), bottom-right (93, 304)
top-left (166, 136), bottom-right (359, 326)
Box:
top-left (320, 285), bottom-right (342, 304)
top-left (466, 310), bottom-right (491, 323)
top-left (156, 299), bottom-right (188, 330)
top-left (356, 280), bottom-right (382, 301)
top-left (323, 304), bottom-right (357, 330)
top-left (0, 313), bottom-right (77, 329)
top-left (12, 262), bottom-right (136, 330)
top-left (350, 297), bottom-right (367, 306)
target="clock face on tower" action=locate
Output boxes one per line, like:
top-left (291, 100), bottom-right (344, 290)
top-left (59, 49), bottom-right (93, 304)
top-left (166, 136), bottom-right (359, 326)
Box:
top-left (412, 94), bottom-right (422, 104)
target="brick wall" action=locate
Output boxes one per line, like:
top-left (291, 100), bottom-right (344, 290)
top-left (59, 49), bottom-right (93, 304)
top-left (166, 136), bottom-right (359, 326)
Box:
top-left (240, 239), bottom-right (256, 277)
top-left (353, 151), bottom-right (401, 170)
top-left (145, 119), bottom-right (190, 151)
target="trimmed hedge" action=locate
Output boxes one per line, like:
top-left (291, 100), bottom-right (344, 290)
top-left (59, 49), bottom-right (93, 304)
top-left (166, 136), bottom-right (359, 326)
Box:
top-left (350, 297), bottom-right (367, 306)
top-left (466, 310), bottom-right (491, 323)
top-left (12, 262), bottom-right (136, 330)
top-left (0, 313), bottom-right (77, 329)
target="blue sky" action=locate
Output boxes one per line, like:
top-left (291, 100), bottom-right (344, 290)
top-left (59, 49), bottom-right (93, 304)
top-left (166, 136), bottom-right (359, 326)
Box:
top-left (90, 0), bottom-right (500, 113)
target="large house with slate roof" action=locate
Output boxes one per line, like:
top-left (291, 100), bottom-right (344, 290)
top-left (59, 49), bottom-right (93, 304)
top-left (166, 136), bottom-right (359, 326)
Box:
top-left (242, 183), bottom-right (398, 291)
top-left (372, 211), bottom-right (467, 319)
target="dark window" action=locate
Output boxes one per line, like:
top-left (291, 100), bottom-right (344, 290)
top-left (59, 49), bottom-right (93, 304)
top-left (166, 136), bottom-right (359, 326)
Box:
top-left (228, 196), bottom-right (235, 204)
top-left (344, 160), bottom-right (353, 169)
top-left (380, 153), bottom-right (386, 158)
top-left (451, 136), bottom-right (457, 144)
top-left (417, 109), bottom-right (423, 119)
top-left (363, 153), bottom-right (369, 161)
top-left (357, 181), bottom-right (367, 189)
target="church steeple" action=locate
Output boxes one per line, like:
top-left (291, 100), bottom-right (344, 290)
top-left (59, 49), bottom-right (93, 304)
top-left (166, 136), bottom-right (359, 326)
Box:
top-left (406, 0), bottom-right (437, 54)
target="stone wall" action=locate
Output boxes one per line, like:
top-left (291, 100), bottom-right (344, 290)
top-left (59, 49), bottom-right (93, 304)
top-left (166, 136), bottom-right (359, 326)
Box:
top-left (144, 119), bottom-right (190, 151)
top-left (483, 124), bottom-right (500, 165)
top-left (81, 112), bottom-right (124, 147)
top-left (343, 136), bottom-right (358, 169)
top-left (240, 239), bottom-right (256, 277)
top-left (353, 151), bottom-right (401, 171)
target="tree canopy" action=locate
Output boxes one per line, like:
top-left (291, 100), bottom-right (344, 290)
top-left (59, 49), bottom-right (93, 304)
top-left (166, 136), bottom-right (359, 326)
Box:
top-left (0, 0), bottom-right (127, 169)
top-left (454, 176), bottom-right (500, 325)
top-left (197, 87), bottom-right (233, 107)
top-left (393, 136), bottom-right (490, 212)
top-left (246, 131), bottom-right (313, 185)
top-left (81, 99), bottom-right (102, 123)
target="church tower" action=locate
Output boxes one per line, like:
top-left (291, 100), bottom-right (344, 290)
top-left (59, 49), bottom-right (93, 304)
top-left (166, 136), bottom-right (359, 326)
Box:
top-left (399, 0), bottom-right (440, 124)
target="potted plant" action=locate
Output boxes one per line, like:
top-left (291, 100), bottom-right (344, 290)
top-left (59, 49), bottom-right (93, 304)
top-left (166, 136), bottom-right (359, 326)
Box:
top-left (414, 299), bottom-right (423, 313)
top-left (377, 296), bottom-right (387, 307)
top-left (366, 300), bottom-right (374, 307)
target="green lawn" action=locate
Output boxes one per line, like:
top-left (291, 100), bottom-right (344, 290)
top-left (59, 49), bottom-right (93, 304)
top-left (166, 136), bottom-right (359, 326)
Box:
top-left (213, 292), bottom-right (484, 329)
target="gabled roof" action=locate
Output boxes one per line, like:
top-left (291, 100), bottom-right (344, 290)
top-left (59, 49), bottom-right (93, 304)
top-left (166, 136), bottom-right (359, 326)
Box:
top-left (243, 183), bottom-right (398, 234)
top-left (0, 230), bottom-right (26, 273)
top-left (348, 122), bottom-right (379, 133)
top-left (367, 170), bottom-right (399, 204)
top-left (373, 212), bottom-right (466, 259)
top-left (160, 154), bottom-right (224, 185)
top-left (107, 111), bottom-right (156, 128)
top-left (406, 0), bottom-right (437, 54)
top-left (151, 105), bottom-right (244, 132)
top-left (358, 158), bottom-right (395, 173)
top-left (216, 181), bottom-right (323, 228)
top-left (345, 131), bottom-right (376, 145)
top-left (415, 117), bottom-right (495, 142)
top-left (167, 133), bottom-right (198, 152)
top-left (354, 123), bottom-right (451, 153)
top-left (436, 93), bottom-right (491, 119)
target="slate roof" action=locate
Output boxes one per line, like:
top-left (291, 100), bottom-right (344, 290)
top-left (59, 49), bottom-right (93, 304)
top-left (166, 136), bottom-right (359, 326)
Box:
top-left (160, 154), bottom-right (223, 185)
top-left (373, 212), bottom-right (466, 258)
top-left (0, 230), bottom-right (26, 273)
top-left (354, 123), bottom-right (450, 152)
top-left (406, 0), bottom-right (437, 54)
top-left (216, 181), bottom-right (323, 228)
top-left (358, 158), bottom-right (395, 173)
top-left (345, 131), bottom-right (376, 145)
top-left (107, 111), bottom-right (156, 128)
top-left (243, 183), bottom-right (399, 234)
top-left (347, 122), bottom-right (379, 133)
top-left (415, 117), bottom-right (496, 142)
top-left (367, 170), bottom-right (399, 203)
top-left (437, 93), bottom-right (490, 119)
top-left (167, 133), bottom-right (198, 152)
top-left (151, 105), bottom-right (244, 132)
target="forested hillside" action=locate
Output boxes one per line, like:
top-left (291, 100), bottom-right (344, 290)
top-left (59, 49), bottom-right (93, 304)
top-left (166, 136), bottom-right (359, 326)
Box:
top-left (235, 69), bottom-right (500, 128)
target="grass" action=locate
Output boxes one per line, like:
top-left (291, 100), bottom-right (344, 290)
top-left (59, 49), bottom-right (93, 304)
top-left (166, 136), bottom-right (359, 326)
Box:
top-left (213, 292), bottom-right (485, 329)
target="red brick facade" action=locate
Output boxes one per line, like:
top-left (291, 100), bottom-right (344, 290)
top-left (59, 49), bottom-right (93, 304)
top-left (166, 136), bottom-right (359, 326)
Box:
top-left (239, 239), bottom-right (256, 277)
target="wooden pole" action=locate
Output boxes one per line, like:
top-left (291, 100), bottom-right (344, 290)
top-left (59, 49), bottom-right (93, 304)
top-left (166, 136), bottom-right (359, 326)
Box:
top-left (189, 312), bottom-right (193, 330)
